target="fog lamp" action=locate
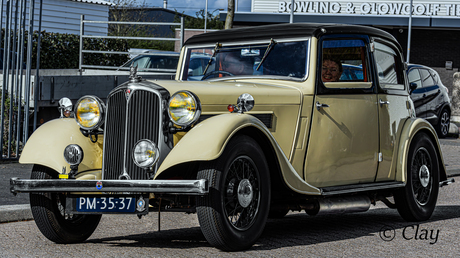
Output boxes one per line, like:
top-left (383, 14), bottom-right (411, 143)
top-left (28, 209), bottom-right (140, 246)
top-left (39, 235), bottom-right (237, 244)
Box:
top-left (63, 144), bottom-right (84, 166)
top-left (132, 140), bottom-right (160, 169)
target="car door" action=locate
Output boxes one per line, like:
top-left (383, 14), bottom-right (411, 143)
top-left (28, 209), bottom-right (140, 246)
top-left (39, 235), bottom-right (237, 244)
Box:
top-left (408, 68), bottom-right (426, 118)
top-left (372, 39), bottom-right (411, 182)
top-left (304, 36), bottom-right (379, 188)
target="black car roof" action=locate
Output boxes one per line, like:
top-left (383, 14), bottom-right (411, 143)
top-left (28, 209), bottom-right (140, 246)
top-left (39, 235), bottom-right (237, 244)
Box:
top-left (184, 23), bottom-right (400, 51)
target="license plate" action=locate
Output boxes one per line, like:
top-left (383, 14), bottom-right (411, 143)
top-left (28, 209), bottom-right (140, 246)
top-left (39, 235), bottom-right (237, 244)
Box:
top-left (76, 197), bottom-right (136, 212)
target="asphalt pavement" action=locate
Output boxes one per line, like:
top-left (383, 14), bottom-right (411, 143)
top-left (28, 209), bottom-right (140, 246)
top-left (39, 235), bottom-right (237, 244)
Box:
top-left (1, 137), bottom-right (460, 224)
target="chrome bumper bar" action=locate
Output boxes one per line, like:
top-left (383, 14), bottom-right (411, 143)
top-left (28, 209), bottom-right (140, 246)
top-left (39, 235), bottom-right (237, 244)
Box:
top-left (10, 178), bottom-right (209, 195)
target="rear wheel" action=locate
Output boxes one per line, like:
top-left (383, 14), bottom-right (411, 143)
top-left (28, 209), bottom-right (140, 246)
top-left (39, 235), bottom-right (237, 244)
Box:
top-left (394, 133), bottom-right (439, 221)
top-left (30, 165), bottom-right (101, 243)
top-left (196, 135), bottom-right (271, 251)
top-left (437, 109), bottom-right (450, 138)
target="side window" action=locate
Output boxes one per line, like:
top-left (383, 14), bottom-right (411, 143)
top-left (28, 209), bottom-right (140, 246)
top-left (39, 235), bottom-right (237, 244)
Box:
top-left (321, 39), bottom-right (368, 85)
top-left (408, 69), bottom-right (422, 88)
top-left (429, 70), bottom-right (439, 84)
top-left (420, 69), bottom-right (435, 87)
top-left (373, 41), bottom-right (405, 90)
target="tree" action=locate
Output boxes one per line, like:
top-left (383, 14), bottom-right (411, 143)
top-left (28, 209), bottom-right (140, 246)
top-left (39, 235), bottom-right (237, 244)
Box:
top-left (108, 0), bottom-right (174, 51)
top-left (225, 0), bottom-right (235, 29)
top-left (174, 9), bottom-right (224, 30)
top-left (109, 0), bottom-right (149, 36)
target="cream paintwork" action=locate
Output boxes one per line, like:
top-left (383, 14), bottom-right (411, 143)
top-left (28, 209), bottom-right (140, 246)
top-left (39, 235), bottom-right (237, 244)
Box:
top-left (305, 94), bottom-right (380, 187)
top-left (152, 79), bottom-right (304, 161)
top-left (375, 94), bottom-right (413, 181)
top-left (19, 118), bottom-right (103, 176)
top-left (394, 117), bottom-right (446, 183)
top-left (155, 113), bottom-right (321, 195)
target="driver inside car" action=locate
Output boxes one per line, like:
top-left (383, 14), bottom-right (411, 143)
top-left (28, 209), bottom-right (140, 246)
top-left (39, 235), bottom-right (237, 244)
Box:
top-left (222, 52), bottom-right (251, 75)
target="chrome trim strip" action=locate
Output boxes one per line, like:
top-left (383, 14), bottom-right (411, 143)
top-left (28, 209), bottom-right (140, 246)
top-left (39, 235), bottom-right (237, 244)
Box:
top-left (10, 178), bottom-right (209, 195)
top-left (321, 182), bottom-right (405, 196)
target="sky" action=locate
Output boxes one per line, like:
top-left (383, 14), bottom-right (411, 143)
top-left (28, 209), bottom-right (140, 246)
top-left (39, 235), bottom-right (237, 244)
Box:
top-left (147, 0), bottom-right (251, 17)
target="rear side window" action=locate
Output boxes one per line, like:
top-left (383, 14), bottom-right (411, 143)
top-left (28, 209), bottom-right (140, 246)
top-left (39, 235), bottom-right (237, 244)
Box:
top-left (373, 41), bottom-right (405, 90)
top-left (420, 69), bottom-right (435, 87)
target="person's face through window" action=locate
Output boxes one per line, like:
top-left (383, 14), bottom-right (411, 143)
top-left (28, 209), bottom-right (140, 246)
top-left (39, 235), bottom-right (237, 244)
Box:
top-left (322, 59), bottom-right (342, 82)
top-left (223, 53), bottom-right (245, 75)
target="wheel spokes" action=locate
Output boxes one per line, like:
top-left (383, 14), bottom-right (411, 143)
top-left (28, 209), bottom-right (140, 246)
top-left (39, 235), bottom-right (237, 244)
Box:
top-left (224, 156), bottom-right (260, 230)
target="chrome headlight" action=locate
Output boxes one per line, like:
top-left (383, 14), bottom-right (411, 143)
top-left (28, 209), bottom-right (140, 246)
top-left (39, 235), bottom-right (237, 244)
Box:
top-left (63, 144), bottom-right (84, 166)
top-left (168, 91), bottom-right (201, 127)
top-left (132, 140), bottom-right (160, 169)
top-left (74, 96), bottom-right (105, 130)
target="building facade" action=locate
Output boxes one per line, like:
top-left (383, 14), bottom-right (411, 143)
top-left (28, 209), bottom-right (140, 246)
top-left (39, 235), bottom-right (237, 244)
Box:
top-left (1, 0), bottom-right (111, 36)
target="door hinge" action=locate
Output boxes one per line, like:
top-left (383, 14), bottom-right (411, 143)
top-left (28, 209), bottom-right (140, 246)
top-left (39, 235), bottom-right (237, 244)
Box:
top-left (378, 152), bottom-right (383, 162)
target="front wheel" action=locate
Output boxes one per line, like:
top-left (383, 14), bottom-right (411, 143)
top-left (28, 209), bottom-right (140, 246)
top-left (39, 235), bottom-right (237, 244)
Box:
top-left (394, 133), bottom-right (440, 221)
top-left (196, 135), bottom-right (271, 251)
top-left (30, 165), bottom-right (101, 243)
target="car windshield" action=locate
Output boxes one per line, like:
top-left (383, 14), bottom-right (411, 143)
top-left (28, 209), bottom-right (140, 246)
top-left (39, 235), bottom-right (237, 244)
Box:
top-left (181, 39), bottom-right (309, 81)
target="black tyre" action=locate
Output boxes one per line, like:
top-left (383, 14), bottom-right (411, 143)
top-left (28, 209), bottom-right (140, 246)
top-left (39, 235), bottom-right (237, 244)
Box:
top-left (196, 135), bottom-right (271, 251)
top-left (394, 133), bottom-right (439, 221)
top-left (30, 165), bottom-right (101, 243)
top-left (437, 109), bottom-right (450, 138)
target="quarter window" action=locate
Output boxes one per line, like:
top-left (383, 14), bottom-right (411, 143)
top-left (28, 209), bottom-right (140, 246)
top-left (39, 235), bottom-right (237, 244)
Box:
top-left (373, 41), bottom-right (404, 90)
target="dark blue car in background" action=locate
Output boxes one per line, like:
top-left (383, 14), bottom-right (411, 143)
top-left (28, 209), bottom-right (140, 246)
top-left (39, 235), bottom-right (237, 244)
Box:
top-left (407, 64), bottom-right (451, 138)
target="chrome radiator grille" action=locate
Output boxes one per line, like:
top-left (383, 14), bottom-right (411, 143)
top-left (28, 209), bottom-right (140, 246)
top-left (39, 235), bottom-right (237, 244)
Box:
top-left (103, 89), bottom-right (161, 180)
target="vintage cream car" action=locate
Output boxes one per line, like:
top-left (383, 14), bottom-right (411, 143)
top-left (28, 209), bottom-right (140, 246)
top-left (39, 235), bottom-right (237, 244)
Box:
top-left (11, 23), bottom-right (454, 251)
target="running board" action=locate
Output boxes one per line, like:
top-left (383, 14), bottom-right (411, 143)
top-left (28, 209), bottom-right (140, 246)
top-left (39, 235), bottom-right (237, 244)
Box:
top-left (321, 182), bottom-right (405, 196)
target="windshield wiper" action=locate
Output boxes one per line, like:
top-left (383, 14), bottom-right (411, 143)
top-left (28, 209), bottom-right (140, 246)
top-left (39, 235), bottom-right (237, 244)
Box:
top-left (203, 42), bottom-right (221, 75)
top-left (256, 38), bottom-right (277, 71)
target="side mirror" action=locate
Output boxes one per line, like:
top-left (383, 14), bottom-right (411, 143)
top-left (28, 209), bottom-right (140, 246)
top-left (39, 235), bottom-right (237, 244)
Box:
top-left (409, 82), bottom-right (417, 94)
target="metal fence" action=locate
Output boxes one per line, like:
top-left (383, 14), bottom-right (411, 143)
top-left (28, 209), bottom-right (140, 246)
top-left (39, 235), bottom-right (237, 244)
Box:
top-left (1, 7), bottom-right (185, 161)
top-left (1, 0), bottom-right (42, 160)
top-left (79, 15), bottom-right (184, 73)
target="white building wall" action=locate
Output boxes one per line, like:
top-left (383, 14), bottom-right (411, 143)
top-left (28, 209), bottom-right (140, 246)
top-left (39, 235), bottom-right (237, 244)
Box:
top-left (2, 0), bottom-right (110, 36)
top-left (253, 0), bottom-right (460, 18)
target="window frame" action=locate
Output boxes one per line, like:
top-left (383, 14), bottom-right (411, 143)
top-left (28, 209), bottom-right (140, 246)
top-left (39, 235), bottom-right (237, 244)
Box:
top-left (371, 37), bottom-right (408, 96)
top-left (316, 34), bottom-right (374, 95)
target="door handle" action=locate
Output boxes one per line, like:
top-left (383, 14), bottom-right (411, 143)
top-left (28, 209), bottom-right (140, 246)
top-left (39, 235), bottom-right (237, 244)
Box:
top-left (316, 101), bottom-right (329, 111)
top-left (379, 99), bottom-right (390, 107)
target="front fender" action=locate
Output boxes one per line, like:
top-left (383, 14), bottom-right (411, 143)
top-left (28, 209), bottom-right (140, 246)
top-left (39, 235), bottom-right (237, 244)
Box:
top-left (156, 113), bottom-right (321, 195)
top-left (396, 118), bottom-right (447, 182)
top-left (19, 118), bottom-right (103, 175)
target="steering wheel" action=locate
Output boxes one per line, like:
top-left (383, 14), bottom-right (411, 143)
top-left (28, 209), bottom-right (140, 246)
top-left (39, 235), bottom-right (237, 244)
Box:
top-left (201, 70), bottom-right (234, 80)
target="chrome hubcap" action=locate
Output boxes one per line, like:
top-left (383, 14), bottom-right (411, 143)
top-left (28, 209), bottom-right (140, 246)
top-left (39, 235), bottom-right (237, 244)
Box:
top-left (411, 147), bottom-right (433, 206)
top-left (419, 165), bottom-right (430, 188)
top-left (237, 179), bottom-right (254, 208)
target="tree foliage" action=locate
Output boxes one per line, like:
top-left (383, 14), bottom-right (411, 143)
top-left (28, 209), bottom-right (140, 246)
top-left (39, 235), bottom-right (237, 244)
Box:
top-left (174, 9), bottom-right (224, 30)
top-left (108, 0), bottom-right (175, 51)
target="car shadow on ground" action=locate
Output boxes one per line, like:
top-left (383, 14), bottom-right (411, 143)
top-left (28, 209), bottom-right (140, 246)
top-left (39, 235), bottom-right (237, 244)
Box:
top-left (85, 205), bottom-right (460, 251)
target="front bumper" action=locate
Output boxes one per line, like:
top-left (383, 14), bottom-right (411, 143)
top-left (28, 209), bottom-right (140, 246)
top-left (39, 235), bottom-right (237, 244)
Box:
top-left (10, 178), bottom-right (209, 195)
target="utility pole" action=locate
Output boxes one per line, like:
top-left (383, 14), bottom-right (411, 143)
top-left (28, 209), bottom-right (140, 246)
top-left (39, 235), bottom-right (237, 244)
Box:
top-left (406, 0), bottom-right (413, 63)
